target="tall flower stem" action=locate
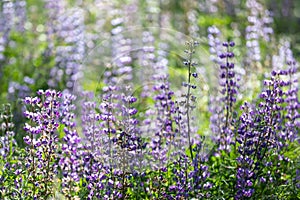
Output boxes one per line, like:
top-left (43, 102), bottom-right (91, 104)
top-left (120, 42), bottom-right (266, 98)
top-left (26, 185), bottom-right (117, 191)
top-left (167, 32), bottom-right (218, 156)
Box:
top-left (186, 45), bottom-right (193, 161)
top-left (184, 40), bottom-right (198, 161)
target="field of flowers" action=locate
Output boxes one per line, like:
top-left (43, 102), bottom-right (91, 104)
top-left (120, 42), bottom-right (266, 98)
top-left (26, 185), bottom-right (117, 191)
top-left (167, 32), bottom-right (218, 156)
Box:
top-left (0, 0), bottom-right (299, 199)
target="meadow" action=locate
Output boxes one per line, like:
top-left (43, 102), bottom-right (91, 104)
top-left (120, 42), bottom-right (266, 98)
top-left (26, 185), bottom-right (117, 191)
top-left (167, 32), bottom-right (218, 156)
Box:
top-left (0, 0), bottom-right (299, 199)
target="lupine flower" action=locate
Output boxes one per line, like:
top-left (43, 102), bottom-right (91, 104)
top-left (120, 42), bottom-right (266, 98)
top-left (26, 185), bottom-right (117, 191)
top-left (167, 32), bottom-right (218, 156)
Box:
top-left (0, 104), bottom-right (21, 198)
top-left (23, 89), bottom-right (61, 198)
top-left (235, 64), bottom-right (298, 198)
top-left (113, 91), bottom-right (146, 199)
top-left (189, 142), bottom-right (212, 198)
top-left (139, 31), bottom-right (156, 98)
top-left (168, 155), bottom-right (190, 198)
top-left (0, 104), bottom-right (16, 161)
top-left (245, 1), bottom-right (260, 62)
top-left (80, 8), bottom-right (136, 196)
top-left (80, 91), bottom-right (106, 199)
top-left (44, 0), bottom-right (65, 53)
top-left (260, 71), bottom-right (290, 150)
top-left (14, 1), bottom-right (27, 32)
top-left (59, 92), bottom-right (83, 199)
top-left (284, 62), bottom-right (300, 141)
top-left (141, 38), bottom-right (170, 139)
top-left (1, 1), bottom-right (15, 39)
top-left (208, 26), bottom-right (225, 142)
top-left (208, 26), bottom-right (222, 66)
top-left (272, 42), bottom-right (300, 141)
top-left (199, 0), bottom-right (219, 13)
top-left (210, 41), bottom-right (238, 152)
top-left (106, 10), bottom-right (133, 88)
top-left (245, 0), bottom-right (273, 64)
top-left (0, 1), bottom-right (15, 61)
top-left (137, 48), bottom-right (178, 197)
top-left (47, 6), bottom-right (85, 91)
top-left (7, 76), bottom-right (34, 102)
top-left (118, 92), bottom-right (145, 171)
top-left (235, 102), bottom-right (258, 199)
top-left (147, 71), bottom-right (177, 171)
top-left (272, 40), bottom-right (291, 71)
top-left (81, 87), bottom-right (128, 199)
top-left (136, 0), bottom-right (171, 100)
top-left (187, 9), bottom-right (200, 38)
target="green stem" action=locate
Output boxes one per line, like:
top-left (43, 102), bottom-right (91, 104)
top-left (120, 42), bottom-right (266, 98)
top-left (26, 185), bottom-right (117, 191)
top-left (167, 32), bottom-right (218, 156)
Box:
top-left (186, 41), bottom-right (194, 161)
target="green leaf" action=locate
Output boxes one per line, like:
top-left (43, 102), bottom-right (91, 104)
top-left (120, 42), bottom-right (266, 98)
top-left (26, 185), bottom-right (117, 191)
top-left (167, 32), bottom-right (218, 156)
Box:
top-left (57, 124), bottom-right (65, 139)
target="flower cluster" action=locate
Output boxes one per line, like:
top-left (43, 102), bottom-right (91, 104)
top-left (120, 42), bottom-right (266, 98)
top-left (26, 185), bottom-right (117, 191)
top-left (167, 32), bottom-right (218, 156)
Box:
top-left (139, 31), bottom-right (156, 98)
top-left (118, 92), bottom-right (144, 171)
top-left (259, 71), bottom-right (290, 150)
top-left (80, 92), bottom-right (106, 199)
top-left (0, 104), bottom-right (16, 160)
top-left (59, 92), bottom-right (83, 199)
top-left (0, 104), bottom-right (20, 197)
top-left (107, 8), bottom-right (133, 87)
top-left (0, 1), bottom-right (15, 61)
top-left (235, 102), bottom-right (258, 199)
top-left (271, 40), bottom-right (299, 140)
top-left (23, 90), bottom-right (61, 198)
top-left (147, 69), bottom-right (177, 171)
top-left (44, 0), bottom-right (65, 54)
top-left (283, 57), bottom-right (300, 142)
top-left (47, 5), bottom-right (85, 91)
top-left (212, 41), bottom-right (238, 152)
top-left (208, 26), bottom-right (222, 66)
top-left (14, 1), bottom-right (27, 32)
top-left (235, 64), bottom-right (299, 198)
top-left (0, 0), bottom-right (26, 64)
top-left (245, 0), bottom-right (273, 64)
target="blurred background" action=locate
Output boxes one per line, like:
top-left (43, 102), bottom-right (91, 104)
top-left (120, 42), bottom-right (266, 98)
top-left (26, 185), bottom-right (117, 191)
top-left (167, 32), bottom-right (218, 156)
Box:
top-left (0, 0), bottom-right (299, 135)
